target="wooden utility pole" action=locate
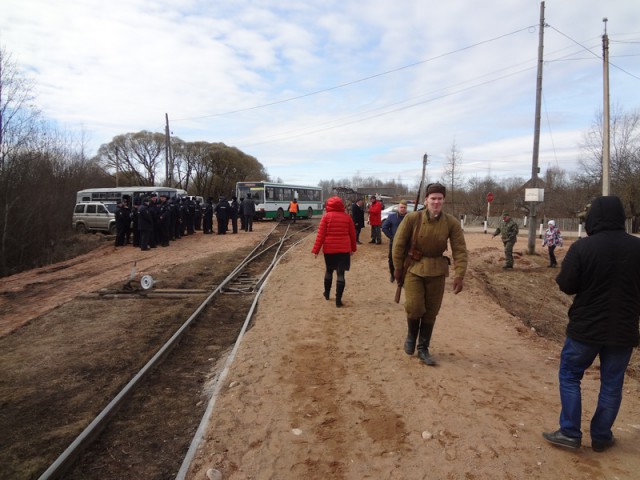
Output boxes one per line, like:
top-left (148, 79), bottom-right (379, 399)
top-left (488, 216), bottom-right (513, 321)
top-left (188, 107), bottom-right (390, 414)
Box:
top-left (415, 153), bottom-right (428, 206)
top-left (164, 113), bottom-right (173, 187)
top-left (602, 18), bottom-right (611, 196)
top-left (527, 1), bottom-right (545, 255)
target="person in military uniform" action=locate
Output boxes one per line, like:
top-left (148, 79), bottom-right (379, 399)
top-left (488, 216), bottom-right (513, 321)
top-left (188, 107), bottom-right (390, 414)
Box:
top-left (392, 183), bottom-right (467, 366)
top-left (147, 192), bottom-right (160, 248)
top-left (114, 196), bottom-right (131, 247)
top-left (194, 198), bottom-right (203, 231)
top-left (214, 196), bottom-right (230, 234)
top-left (185, 197), bottom-right (196, 235)
top-left (202, 197), bottom-right (214, 234)
top-left (492, 211), bottom-right (519, 269)
top-left (137, 196), bottom-right (154, 251)
top-left (131, 195), bottom-right (141, 247)
top-left (157, 192), bottom-right (172, 247)
top-left (229, 196), bottom-right (239, 233)
top-left (242, 193), bottom-right (256, 232)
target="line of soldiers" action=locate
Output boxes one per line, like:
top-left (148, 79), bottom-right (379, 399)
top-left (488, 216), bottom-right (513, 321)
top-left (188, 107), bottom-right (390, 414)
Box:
top-left (115, 193), bottom-right (245, 251)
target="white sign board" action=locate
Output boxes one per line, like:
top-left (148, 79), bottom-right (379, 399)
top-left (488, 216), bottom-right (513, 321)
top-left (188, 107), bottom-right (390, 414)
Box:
top-left (525, 188), bottom-right (544, 202)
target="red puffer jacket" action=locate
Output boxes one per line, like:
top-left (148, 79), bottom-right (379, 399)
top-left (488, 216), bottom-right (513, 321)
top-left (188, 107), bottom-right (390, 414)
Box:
top-left (311, 196), bottom-right (357, 255)
top-left (368, 200), bottom-right (382, 226)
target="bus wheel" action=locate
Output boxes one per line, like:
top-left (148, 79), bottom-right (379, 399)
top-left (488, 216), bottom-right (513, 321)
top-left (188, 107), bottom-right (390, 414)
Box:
top-left (276, 208), bottom-right (285, 221)
top-left (76, 223), bottom-right (88, 234)
top-left (307, 207), bottom-right (313, 219)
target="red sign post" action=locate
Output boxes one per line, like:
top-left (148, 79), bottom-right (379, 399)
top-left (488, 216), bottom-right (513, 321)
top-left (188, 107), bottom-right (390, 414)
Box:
top-left (485, 192), bottom-right (494, 233)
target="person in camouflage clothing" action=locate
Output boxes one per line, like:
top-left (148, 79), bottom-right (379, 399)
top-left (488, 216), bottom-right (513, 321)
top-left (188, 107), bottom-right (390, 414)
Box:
top-left (492, 211), bottom-right (519, 269)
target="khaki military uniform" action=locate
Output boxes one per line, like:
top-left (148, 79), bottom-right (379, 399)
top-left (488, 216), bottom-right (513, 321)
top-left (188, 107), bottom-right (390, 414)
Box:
top-left (392, 210), bottom-right (467, 320)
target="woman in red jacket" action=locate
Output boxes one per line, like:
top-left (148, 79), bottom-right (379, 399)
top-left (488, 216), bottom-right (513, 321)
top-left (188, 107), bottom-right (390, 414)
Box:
top-left (311, 196), bottom-right (357, 307)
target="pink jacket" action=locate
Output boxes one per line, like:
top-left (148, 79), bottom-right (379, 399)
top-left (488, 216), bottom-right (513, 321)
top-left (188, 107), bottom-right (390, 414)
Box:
top-left (311, 197), bottom-right (357, 255)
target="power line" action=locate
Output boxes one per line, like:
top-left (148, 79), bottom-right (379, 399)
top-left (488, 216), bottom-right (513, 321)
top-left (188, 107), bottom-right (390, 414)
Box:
top-left (172, 25), bottom-right (536, 122)
top-left (235, 65), bottom-right (537, 148)
top-left (548, 25), bottom-right (640, 81)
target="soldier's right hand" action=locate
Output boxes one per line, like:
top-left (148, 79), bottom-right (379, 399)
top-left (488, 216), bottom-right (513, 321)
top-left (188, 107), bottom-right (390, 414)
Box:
top-left (394, 269), bottom-right (403, 283)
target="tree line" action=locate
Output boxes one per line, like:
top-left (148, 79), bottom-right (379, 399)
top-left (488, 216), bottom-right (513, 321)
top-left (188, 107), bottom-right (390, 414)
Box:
top-left (319, 108), bottom-right (640, 231)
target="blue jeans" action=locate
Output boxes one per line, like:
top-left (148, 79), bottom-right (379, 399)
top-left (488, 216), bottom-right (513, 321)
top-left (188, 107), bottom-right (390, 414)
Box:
top-left (558, 337), bottom-right (633, 442)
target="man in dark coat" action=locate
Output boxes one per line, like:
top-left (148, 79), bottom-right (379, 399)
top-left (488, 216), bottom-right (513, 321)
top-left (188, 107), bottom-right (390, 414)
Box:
top-left (242, 193), bottom-right (256, 232)
top-left (214, 196), bottom-right (230, 234)
top-left (543, 196), bottom-right (640, 453)
top-left (137, 197), bottom-right (154, 251)
top-left (382, 200), bottom-right (408, 282)
top-left (147, 192), bottom-right (160, 248)
top-left (114, 197), bottom-right (131, 247)
top-left (202, 197), bottom-right (214, 234)
top-left (351, 198), bottom-right (365, 244)
top-left (238, 197), bottom-right (246, 231)
top-left (185, 197), bottom-right (196, 235)
top-left (157, 193), bottom-right (172, 247)
top-left (229, 196), bottom-right (240, 233)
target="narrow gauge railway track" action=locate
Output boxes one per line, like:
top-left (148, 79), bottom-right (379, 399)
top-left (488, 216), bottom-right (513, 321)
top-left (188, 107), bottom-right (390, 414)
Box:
top-left (38, 221), bottom-right (314, 480)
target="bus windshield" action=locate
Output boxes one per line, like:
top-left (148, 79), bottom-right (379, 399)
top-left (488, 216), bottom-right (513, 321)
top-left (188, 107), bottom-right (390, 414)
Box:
top-left (237, 184), bottom-right (264, 203)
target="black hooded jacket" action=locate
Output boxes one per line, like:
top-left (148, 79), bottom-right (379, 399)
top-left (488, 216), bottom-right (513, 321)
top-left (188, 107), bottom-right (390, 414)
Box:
top-left (556, 196), bottom-right (640, 347)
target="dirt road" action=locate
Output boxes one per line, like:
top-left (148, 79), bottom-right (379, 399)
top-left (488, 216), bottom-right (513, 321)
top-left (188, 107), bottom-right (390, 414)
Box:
top-left (2, 225), bottom-right (639, 479)
top-left (184, 232), bottom-right (640, 480)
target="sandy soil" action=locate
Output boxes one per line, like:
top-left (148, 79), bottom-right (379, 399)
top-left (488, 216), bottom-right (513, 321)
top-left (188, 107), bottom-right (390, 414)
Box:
top-left (0, 225), bottom-right (272, 337)
top-left (185, 230), bottom-right (640, 480)
top-left (2, 224), bottom-right (640, 480)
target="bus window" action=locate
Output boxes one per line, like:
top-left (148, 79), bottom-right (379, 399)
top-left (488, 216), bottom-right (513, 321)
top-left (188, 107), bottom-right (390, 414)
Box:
top-left (283, 188), bottom-right (292, 200)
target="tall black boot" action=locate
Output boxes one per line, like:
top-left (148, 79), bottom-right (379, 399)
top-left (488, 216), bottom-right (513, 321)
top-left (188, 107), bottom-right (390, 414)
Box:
top-left (323, 278), bottom-right (332, 300)
top-left (404, 319), bottom-right (420, 355)
top-left (335, 280), bottom-right (345, 307)
top-left (417, 321), bottom-right (436, 365)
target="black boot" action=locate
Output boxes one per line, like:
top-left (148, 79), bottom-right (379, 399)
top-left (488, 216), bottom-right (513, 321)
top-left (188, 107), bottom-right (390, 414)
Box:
top-left (323, 278), bottom-right (332, 300)
top-left (404, 319), bottom-right (420, 355)
top-left (335, 280), bottom-right (345, 307)
top-left (417, 321), bottom-right (436, 365)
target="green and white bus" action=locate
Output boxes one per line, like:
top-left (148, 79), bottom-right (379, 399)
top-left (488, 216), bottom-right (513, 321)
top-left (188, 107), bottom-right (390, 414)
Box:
top-left (236, 181), bottom-right (323, 220)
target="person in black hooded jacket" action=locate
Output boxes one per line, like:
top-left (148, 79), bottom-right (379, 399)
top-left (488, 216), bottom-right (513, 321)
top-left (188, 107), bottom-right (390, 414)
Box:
top-left (543, 196), bottom-right (640, 453)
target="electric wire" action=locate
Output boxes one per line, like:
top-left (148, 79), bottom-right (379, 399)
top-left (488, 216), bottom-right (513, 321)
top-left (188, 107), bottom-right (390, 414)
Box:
top-left (548, 25), bottom-right (640, 81)
top-left (171, 25), bottom-right (537, 122)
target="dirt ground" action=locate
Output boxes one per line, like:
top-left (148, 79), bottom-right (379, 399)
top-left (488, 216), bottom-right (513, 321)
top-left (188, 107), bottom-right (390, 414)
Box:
top-left (184, 229), bottom-right (640, 480)
top-left (2, 223), bottom-right (640, 480)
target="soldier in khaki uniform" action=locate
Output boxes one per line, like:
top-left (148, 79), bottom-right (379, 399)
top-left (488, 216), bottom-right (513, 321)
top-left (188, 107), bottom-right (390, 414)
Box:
top-left (392, 183), bottom-right (467, 366)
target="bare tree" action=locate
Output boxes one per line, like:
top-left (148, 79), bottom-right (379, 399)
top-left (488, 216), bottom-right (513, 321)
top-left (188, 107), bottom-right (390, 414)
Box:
top-left (442, 139), bottom-right (463, 214)
top-left (579, 106), bottom-right (640, 230)
top-left (95, 131), bottom-right (166, 185)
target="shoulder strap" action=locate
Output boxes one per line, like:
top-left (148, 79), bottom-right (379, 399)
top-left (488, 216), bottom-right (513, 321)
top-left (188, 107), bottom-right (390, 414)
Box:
top-left (410, 212), bottom-right (423, 248)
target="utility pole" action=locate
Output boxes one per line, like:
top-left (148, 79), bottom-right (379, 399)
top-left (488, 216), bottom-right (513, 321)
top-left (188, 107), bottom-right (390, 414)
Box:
top-left (602, 17), bottom-right (611, 196)
top-left (164, 113), bottom-right (173, 187)
top-left (527, 1), bottom-right (545, 255)
top-left (415, 153), bottom-right (428, 206)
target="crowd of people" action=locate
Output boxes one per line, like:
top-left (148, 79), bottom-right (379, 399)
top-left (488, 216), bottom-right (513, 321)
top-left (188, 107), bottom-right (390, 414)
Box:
top-left (114, 192), bottom-right (260, 250)
top-left (310, 186), bottom-right (639, 455)
top-left (115, 186), bottom-right (639, 455)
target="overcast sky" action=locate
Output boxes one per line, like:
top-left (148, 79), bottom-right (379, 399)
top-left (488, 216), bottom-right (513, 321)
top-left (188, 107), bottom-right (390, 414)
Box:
top-left (2, 0), bottom-right (639, 187)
